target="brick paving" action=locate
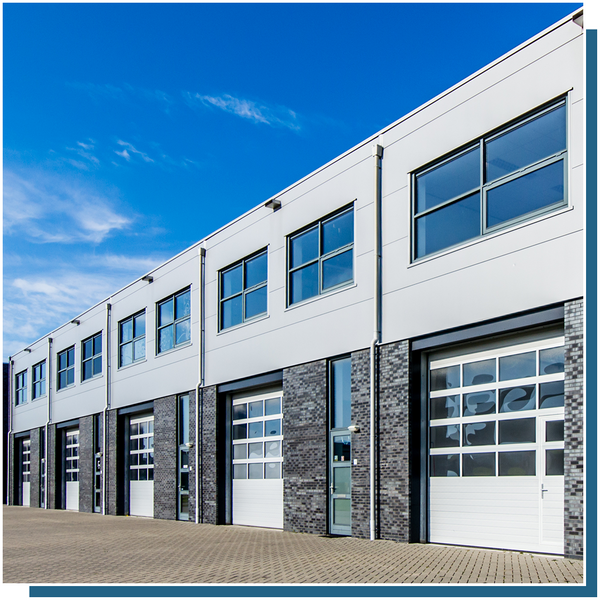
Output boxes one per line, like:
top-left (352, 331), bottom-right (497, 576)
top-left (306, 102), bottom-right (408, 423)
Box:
top-left (3, 506), bottom-right (584, 584)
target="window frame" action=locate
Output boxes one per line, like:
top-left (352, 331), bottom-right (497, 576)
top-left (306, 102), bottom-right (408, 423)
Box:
top-left (81, 332), bottom-right (102, 382)
top-left (32, 360), bottom-right (46, 400)
top-left (156, 287), bottom-right (192, 355)
top-left (57, 346), bottom-right (75, 391)
top-left (219, 248), bottom-right (268, 331)
top-left (287, 204), bottom-right (355, 307)
top-left (15, 370), bottom-right (28, 406)
top-left (411, 97), bottom-right (568, 262)
top-left (118, 310), bottom-right (146, 368)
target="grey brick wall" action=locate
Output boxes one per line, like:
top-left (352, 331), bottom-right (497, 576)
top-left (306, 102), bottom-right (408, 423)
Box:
top-left (283, 360), bottom-right (327, 535)
top-left (351, 349), bottom-right (371, 539)
top-left (47, 424), bottom-right (57, 510)
top-left (200, 386), bottom-right (217, 525)
top-left (377, 340), bottom-right (411, 543)
top-left (154, 395), bottom-right (177, 520)
top-left (188, 389), bottom-right (197, 523)
top-left (79, 415), bottom-right (94, 513)
top-left (8, 434), bottom-right (16, 505)
top-left (106, 409), bottom-right (118, 516)
top-left (30, 429), bottom-right (41, 508)
top-left (564, 298), bottom-right (584, 559)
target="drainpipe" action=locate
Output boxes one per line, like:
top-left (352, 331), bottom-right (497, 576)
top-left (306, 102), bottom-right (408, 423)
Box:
top-left (196, 246), bottom-right (206, 524)
top-left (103, 302), bottom-right (111, 516)
top-left (7, 358), bottom-right (13, 505)
top-left (45, 338), bottom-right (53, 509)
top-left (370, 144), bottom-right (383, 541)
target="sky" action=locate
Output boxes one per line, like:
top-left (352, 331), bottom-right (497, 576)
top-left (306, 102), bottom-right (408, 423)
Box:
top-left (2, 1), bottom-right (588, 360)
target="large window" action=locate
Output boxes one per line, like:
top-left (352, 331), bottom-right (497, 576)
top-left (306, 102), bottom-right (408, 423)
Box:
top-left (157, 288), bottom-right (191, 353)
top-left (15, 370), bottom-right (27, 405)
top-left (220, 249), bottom-right (268, 330)
top-left (413, 99), bottom-right (567, 260)
top-left (330, 357), bottom-right (351, 430)
top-left (288, 206), bottom-right (354, 305)
top-left (57, 347), bottom-right (75, 390)
top-left (82, 333), bottom-right (102, 381)
top-left (119, 311), bottom-right (146, 366)
top-left (32, 361), bottom-right (46, 399)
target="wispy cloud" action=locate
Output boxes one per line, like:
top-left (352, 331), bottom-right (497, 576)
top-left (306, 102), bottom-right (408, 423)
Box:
top-left (116, 140), bottom-right (154, 163)
top-left (183, 91), bottom-right (301, 131)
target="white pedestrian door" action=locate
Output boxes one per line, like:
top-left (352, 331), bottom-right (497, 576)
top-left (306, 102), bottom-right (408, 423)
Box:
top-left (428, 337), bottom-right (566, 554)
top-left (129, 414), bottom-right (154, 517)
top-left (232, 391), bottom-right (283, 528)
top-left (65, 430), bottom-right (80, 511)
top-left (21, 439), bottom-right (31, 507)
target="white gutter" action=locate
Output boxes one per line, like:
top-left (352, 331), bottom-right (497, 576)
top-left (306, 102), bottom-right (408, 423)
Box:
top-left (370, 144), bottom-right (383, 541)
top-left (103, 302), bottom-right (111, 515)
top-left (7, 358), bottom-right (13, 505)
top-left (45, 337), bottom-right (52, 509)
top-left (196, 246), bottom-right (206, 524)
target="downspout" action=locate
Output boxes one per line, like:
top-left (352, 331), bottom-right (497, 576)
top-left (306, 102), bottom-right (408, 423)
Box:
top-left (45, 338), bottom-right (52, 509)
top-left (7, 358), bottom-right (13, 505)
top-left (196, 245), bottom-right (206, 524)
top-left (370, 144), bottom-right (383, 541)
top-left (103, 302), bottom-right (111, 516)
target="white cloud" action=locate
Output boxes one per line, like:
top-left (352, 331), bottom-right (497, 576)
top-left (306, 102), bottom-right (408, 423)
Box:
top-left (115, 148), bottom-right (131, 161)
top-left (116, 140), bottom-right (154, 163)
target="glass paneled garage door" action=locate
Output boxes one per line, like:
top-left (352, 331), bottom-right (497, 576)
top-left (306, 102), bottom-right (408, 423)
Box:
top-left (428, 336), bottom-right (565, 554)
top-left (129, 414), bottom-right (154, 517)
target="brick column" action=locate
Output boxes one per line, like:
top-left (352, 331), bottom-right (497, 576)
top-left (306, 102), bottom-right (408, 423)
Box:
top-left (47, 424), bottom-right (57, 509)
top-left (188, 389), bottom-right (197, 523)
top-left (30, 429), bottom-right (41, 508)
top-left (79, 415), bottom-right (94, 513)
top-left (106, 409), bottom-right (118, 516)
top-left (154, 395), bottom-right (177, 520)
top-left (200, 386), bottom-right (217, 524)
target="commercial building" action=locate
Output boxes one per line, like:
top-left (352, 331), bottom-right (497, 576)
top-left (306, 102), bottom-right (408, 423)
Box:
top-left (7, 10), bottom-right (585, 559)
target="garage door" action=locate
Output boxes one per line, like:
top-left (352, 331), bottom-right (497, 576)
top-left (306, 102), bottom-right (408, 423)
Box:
top-left (232, 391), bottom-right (283, 528)
top-left (428, 337), bottom-right (565, 554)
top-left (21, 438), bottom-right (31, 507)
top-left (129, 414), bottom-right (154, 517)
top-left (65, 429), bottom-right (79, 511)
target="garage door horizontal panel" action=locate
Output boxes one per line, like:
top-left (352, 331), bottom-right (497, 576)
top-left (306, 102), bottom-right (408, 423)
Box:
top-left (66, 482), bottom-right (79, 511)
top-left (233, 480), bottom-right (283, 529)
top-left (130, 481), bottom-right (154, 517)
top-left (430, 512), bottom-right (539, 533)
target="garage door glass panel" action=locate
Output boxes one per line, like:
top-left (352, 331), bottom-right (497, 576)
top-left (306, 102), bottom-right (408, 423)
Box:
top-left (265, 398), bottom-right (281, 416)
top-left (249, 422), bottom-right (263, 438)
top-left (431, 395), bottom-right (460, 419)
top-left (539, 381), bottom-right (564, 408)
top-left (540, 347), bottom-right (565, 375)
top-left (499, 418), bottom-right (536, 444)
top-left (499, 352), bottom-right (536, 381)
top-left (249, 401), bottom-right (263, 418)
top-left (463, 391), bottom-right (496, 416)
top-left (499, 451), bottom-right (536, 476)
top-left (233, 424), bottom-right (247, 440)
top-left (431, 425), bottom-right (460, 448)
top-left (499, 385), bottom-right (536, 412)
top-left (233, 464), bottom-right (247, 479)
top-left (248, 463), bottom-right (263, 479)
top-left (463, 453), bottom-right (495, 476)
top-left (546, 449), bottom-right (564, 475)
top-left (463, 422), bottom-right (495, 446)
top-left (430, 454), bottom-right (459, 477)
top-left (463, 359), bottom-right (496, 386)
top-left (265, 462), bottom-right (280, 479)
top-left (233, 404), bottom-right (247, 420)
top-left (233, 444), bottom-right (247, 459)
top-left (265, 420), bottom-right (281, 436)
top-left (546, 420), bottom-right (564, 442)
top-left (265, 441), bottom-right (280, 458)
top-left (430, 366), bottom-right (460, 391)
top-left (248, 443), bottom-right (263, 458)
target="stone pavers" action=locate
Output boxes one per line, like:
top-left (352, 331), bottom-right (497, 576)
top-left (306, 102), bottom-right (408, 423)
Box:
top-left (3, 506), bottom-right (584, 584)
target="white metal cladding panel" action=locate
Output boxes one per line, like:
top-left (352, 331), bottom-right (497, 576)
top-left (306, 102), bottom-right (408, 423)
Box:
top-left (232, 480), bottom-right (283, 529)
top-left (130, 481), bottom-right (154, 517)
top-left (12, 401), bottom-right (49, 434)
top-left (66, 482), bottom-right (79, 511)
top-left (22, 482), bottom-right (30, 507)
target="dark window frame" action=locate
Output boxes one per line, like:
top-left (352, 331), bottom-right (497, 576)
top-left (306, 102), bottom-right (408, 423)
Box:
top-left (118, 310), bottom-right (146, 367)
top-left (156, 287), bottom-right (191, 354)
top-left (57, 346), bottom-right (75, 391)
top-left (32, 360), bottom-right (46, 399)
top-left (15, 369), bottom-right (27, 405)
top-left (82, 332), bottom-right (102, 382)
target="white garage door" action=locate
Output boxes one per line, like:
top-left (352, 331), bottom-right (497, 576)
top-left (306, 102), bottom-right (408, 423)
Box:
top-left (65, 429), bottom-right (79, 511)
top-left (129, 414), bottom-right (154, 518)
top-left (232, 391), bottom-right (283, 529)
top-left (22, 438), bottom-right (31, 507)
top-left (428, 337), bottom-right (565, 554)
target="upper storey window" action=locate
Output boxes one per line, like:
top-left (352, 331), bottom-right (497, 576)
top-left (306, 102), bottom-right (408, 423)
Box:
top-left (82, 333), bottom-right (102, 381)
top-left (157, 288), bottom-right (191, 353)
top-left (15, 370), bottom-right (27, 405)
top-left (119, 311), bottom-right (146, 367)
top-left (220, 249), bottom-right (268, 330)
top-left (288, 206), bottom-right (354, 305)
top-left (412, 99), bottom-right (567, 260)
top-left (57, 347), bottom-right (75, 390)
top-left (32, 361), bottom-right (46, 399)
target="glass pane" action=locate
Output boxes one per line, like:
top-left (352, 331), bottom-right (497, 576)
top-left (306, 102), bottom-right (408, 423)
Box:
top-left (463, 359), bottom-right (496, 386)
top-left (499, 451), bottom-right (536, 476)
top-left (430, 454), bottom-right (459, 477)
top-left (130, 423), bottom-right (138, 436)
top-left (67, 367), bottom-right (74, 386)
top-left (415, 192), bottom-right (480, 258)
top-left (332, 357), bottom-right (351, 429)
top-left (134, 313), bottom-right (145, 337)
top-left (148, 451), bottom-right (154, 465)
top-left (67, 348), bottom-right (74, 366)
top-left (333, 498), bottom-right (351, 526)
top-left (120, 342), bottom-right (133, 366)
top-left (430, 425), bottom-right (460, 448)
top-left (133, 338), bottom-right (145, 361)
top-left (322, 210), bottom-right (353, 254)
top-left (175, 319), bottom-right (191, 345)
top-left (121, 319), bottom-right (133, 343)
top-left (265, 440), bottom-right (280, 458)
top-left (546, 449), bottom-right (564, 475)
top-left (83, 339), bottom-right (93, 360)
top-left (139, 452), bottom-right (147, 465)
top-left (41, 362), bottom-right (46, 379)
top-left (463, 453), bottom-right (495, 476)
top-left (175, 291), bottom-right (190, 319)
top-left (463, 391), bottom-right (496, 416)
top-left (232, 424), bottom-right (247, 440)
top-left (546, 420), bottom-right (564, 442)
top-left (180, 494), bottom-right (189, 515)
top-left (333, 466), bottom-right (351, 494)
top-left (158, 325), bottom-right (173, 352)
top-left (129, 468), bottom-right (138, 481)
top-left (248, 463), bottom-right (263, 479)
top-left (487, 160), bottom-right (564, 228)
top-left (179, 395), bottom-right (190, 444)
top-left (148, 421), bottom-right (154, 434)
top-left (232, 404), bottom-right (247, 420)
top-left (59, 372), bottom-right (67, 390)
top-left (248, 442), bottom-right (263, 459)
top-left (333, 436), bottom-right (351, 462)
top-left (233, 444), bottom-right (247, 459)
top-left (249, 422), bottom-right (263, 438)
top-left (222, 264), bottom-right (243, 298)
top-left (416, 147), bottom-right (480, 213)
top-left (265, 419), bottom-right (281, 437)
top-left (129, 452), bottom-right (138, 466)
top-left (540, 347), bottom-right (565, 375)
top-left (499, 418), bottom-right (536, 444)
top-left (159, 299), bottom-right (174, 327)
top-left (463, 421), bottom-right (495, 446)
top-left (486, 104), bottom-right (566, 182)
top-left (499, 352), bottom-right (536, 381)
top-left (148, 468), bottom-right (154, 481)
top-left (322, 249), bottom-right (353, 291)
top-left (290, 226), bottom-right (319, 268)
top-left (248, 401), bottom-right (263, 418)
top-left (540, 381), bottom-right (564, 409)
top-left (139, 468), bottom-right (148, 481)
top-left (94, 334), bottom-right (102, 355)
top-left (83, 360), bottom-right (92, 381)
top-left (265, 462), bottom-right (280, 479)
top-left (245, 252), bottom-right (268, 289)
top-left (430, 366), bottom-right (460, 391)
top-left (221, 296), bottom-right (243, 329)
top-left (93, 356), bottom-right (102, 375)
top-left (499, 385), bottom-right (536, 413)
top-left (245, 286), bottom-right (267, 319)
top-left (265, 398), bottom-right (281, 416)
top-left (290, 263), bottom-right (319, 304)
top-left (430, 395), bottom-right (460, 420)
top-left (139, 421), bottom-right (147, 435)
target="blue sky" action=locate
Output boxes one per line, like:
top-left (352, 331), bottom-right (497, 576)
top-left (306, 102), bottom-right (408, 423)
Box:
top-left (2, 2), bottom-right (586, 360)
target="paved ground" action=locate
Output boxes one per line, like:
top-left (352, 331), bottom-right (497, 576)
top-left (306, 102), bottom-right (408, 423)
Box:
top-left (3, 506), bottom-right (584, 585)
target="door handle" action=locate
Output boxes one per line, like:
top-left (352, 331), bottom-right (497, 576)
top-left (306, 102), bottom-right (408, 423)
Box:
top-left (330, 483), bottom-right (335, 495)
top-left (541, 483), bottom-right (549, 498)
